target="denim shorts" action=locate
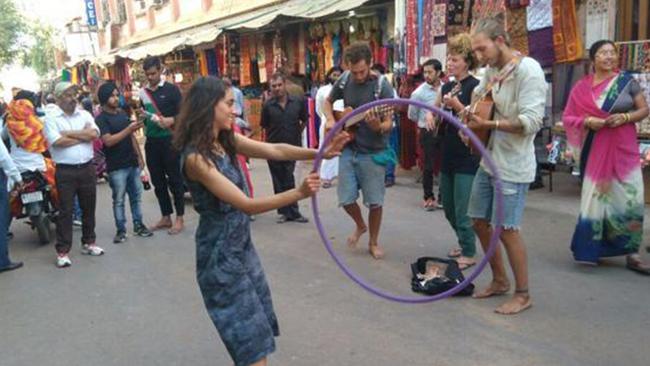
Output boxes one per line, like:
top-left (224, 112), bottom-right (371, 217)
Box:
top-left (337, 148), bottom-right (386, 208)
top-left (467, 167), bottom-right (529, 230)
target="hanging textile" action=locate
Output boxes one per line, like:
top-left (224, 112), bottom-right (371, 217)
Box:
top-left (552, 0), bottom-right (583, 63)
top-left (216, 43), bottom-right (225, 77)
top-left (417, 0), bottom-right (424, 62)
top-left (432, 1), bottom-right (447, 38)
top-left (585, 0), bottom-right (609, 50)
top-left (420, 0), bottom-right (433, 61)
top-left (448, 0), bottom-right (475, 36)
top-left (272, 31), bottom-right (283, 73)
top-left (526, 0), bottom-right (552, 31)
top-left (617, 42), bottom-right (650, 72)
top-left (265, 35), bottom-right (275, 81)
top-left (332, 32), bottom-right (342, 67)
top-left (71, 67), bottom-right (79, 84)
top-left (406, 0), bottom-right (418, 74)
top-left (298, 26), bottom-right (307, 75)
top-left (229, 34), bottom-right (241, 82)
top-left (323, 33), bottom-right (334, 72)
top-left (473, 0), bottom-right (505, 20)
top-left (505, 0), bottom-right (529, 8)
top-left (506, 7), bottom-right (529, 55)
top-left (240, 35), bottom-right (252, 86)
top-left (527, 27), bottom-right (555, 68)
top-left (205, 49), bottom-right (218, 76)
top-left (198, 51), bottom-right (208, 76)
top-left (256, 34), bottom-right (267, 84)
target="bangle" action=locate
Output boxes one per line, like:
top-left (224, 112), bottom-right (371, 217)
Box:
top-left (625, 113), bottom-right (631, 123)
top-left (495, 120), bottom-right (500, 130)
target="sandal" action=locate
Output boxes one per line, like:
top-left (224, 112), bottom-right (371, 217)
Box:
top-left (457, 257), bottom-right (476, 271)
top-left (626, 255), bottom-right (650, 276)
top-left (447, 248), bottom-right (462, 258)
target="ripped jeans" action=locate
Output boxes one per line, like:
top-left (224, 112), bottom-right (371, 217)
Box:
top-left (467, 167), bottom-right (529, 230)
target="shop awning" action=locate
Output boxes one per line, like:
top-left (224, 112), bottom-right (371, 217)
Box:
top-left (96, 0), bottom-right (372, 64)
top-left (221, 0), bottom-right (372, 30)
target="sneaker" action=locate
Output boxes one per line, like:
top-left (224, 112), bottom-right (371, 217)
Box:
top-left (73, 220), bottom-right (82, 227)
top-left (56, 253), bottom-right (72, 268)
top-left (113, 231), bottom-right (127, 244)
top-left (134, 224), bottom-right (153, 237)
top-left (81, 244), bottom-right (105, 256)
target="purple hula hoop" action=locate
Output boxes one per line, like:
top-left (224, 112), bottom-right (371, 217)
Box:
top-left (311, 98), bottom-right (504, 304)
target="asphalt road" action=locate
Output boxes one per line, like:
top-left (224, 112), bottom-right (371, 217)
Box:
top-left (1, 160), bottom-right (649, 366)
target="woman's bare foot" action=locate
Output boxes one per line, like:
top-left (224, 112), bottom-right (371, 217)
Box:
top-left (369, 244), bottom-right (384, 260)
top-left (168, 217), bottom-right (184, 235)
top-left (495, 292), bottom-right (533, 315)
top-left (151, 217), bottom-right (173, 231)
top-left (347, 226), bottom-right (367, 249)
top-left (472, 280), bottom-right (510, 299)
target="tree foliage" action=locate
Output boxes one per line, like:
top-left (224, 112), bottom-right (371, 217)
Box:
top-left (22, 21), bottom-right (59, 77)
top-left (0, 0), bottom-right (26, 68)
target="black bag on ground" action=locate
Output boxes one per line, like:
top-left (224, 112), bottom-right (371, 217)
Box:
top-left (410, 257), bottom-right (474, 297)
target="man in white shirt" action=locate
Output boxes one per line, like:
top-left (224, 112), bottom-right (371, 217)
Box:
top-left (467, 16), bottom-right (547, 315)
top-left (408, 59), bottom-right (444, 210)
top-left (44, 82), bottom-right (104, 268)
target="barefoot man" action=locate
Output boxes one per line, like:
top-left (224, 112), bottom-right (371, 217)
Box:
top-left (466, 15), bottom-right (547, 314)
top-left (139, 56), bottom-right (185, 235)
top-left (322, 42), bottom-right (395, 259)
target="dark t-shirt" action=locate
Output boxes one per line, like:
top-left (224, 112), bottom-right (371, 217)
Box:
top-left (141, 82), bottom-right (182, 138)
top-left (96, 110), bottom-right (139, 172)
top-left (440, 76), bottom-right (481, 175)
top-left (329, 72), bottom-right (395, 153)
top-left (260, 95), bottom-right (307, 146)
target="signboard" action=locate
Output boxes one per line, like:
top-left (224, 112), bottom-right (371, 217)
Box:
top-left (85, 0), bottom-right (98, 27)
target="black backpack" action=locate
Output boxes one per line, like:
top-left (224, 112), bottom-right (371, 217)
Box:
top-left (410, 257), bottom-right (475, 297)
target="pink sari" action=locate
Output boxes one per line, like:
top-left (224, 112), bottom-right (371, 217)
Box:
top-left (562, 72), bottom-right (644, 263)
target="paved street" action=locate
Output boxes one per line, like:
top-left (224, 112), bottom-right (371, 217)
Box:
top-left (1, 160), bottom-right (649, 366)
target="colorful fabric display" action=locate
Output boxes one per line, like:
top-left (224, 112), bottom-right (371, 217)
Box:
top-left (585, 0), bottom-right (609, 49)
top-left (240, 35), bottom-right (252, 86)
top-left (506, 7), bottom-right (529, 55)
top-left (526, 0), bottom-right (552, 31)
top-left (527, 27), bottom-right (555, 68)
top-left (552, 0), bottom-right (583, 63)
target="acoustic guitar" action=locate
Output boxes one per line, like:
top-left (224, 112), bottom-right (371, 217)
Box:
top-left (333, 104), bottom-right (395, 141)
top-left (460, 54), bottom-right (522, 154)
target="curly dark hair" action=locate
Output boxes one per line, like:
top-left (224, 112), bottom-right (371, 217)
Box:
top-left (173, 76), bottom-right (238, 167)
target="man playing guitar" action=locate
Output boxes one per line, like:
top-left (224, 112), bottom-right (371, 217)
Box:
top-left (467, 15), bottom-right (547, 315)
top-left (322, 42), bottom-right (395, 260)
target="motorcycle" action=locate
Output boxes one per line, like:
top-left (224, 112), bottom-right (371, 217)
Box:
top-left (12, 171), bottom-right (57, 245)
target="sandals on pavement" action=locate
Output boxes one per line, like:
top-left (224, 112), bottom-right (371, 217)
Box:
top-left (626, 255), bottom-right (650, 276)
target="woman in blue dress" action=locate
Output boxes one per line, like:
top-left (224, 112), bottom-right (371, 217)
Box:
top-left (174, 76), bottom-right (348, 366)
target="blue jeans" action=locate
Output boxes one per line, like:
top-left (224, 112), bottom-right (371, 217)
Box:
top-left (338, 148), bottom-right (386, 208)
top-left (108, 166), bottom-right (144, 233)
top-left (0, 171), bottom-right (12, 268)
top-left (467, 167), bottom-right (530, 230)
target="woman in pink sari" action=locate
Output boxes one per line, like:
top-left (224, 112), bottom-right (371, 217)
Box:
top-left (563, 40), bottom-right (650, 274)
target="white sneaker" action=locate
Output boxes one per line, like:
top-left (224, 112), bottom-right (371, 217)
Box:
top-left (81, 244), bottom-right (105, 256)
top-left (56, 254), bottom-right (72, 268)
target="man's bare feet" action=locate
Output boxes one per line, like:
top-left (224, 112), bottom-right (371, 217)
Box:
top-left (369, 244), bottom-right (384, 260)
top-left (472, 280), bottom-right (510, 299)
top-left (151, 217), bottom-right (173, 231)
top-left (168, 217), bottom-right (184, 235)
top-left (495, 291), bottom-right (532, 315)
top-left (347, 226), bottom-right (367, 249)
